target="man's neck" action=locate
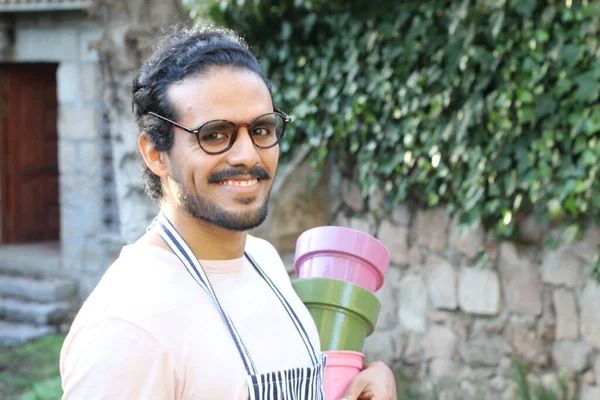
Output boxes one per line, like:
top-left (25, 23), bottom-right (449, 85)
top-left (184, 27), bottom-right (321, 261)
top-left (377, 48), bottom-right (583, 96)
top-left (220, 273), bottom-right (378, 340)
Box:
top-left (157, 204), bottom-right (248, 260)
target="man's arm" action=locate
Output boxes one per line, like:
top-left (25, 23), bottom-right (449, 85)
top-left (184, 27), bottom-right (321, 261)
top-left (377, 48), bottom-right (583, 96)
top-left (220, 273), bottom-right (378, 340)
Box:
top-left (60, 318), bottom-right (179, 400)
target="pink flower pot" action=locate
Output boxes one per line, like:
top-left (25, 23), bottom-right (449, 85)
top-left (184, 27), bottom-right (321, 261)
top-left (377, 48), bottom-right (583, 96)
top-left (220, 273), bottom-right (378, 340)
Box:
top-left (294, 226), bottom-right (390, 292)
top-left (323, 350), bottom-right (364, 400)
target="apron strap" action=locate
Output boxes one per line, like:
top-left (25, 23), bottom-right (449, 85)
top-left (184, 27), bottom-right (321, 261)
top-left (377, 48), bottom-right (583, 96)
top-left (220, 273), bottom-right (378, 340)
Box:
top-left (245, 252), bottom-right (320, 365)
top-left (153, 213), bottom-right (258, 376)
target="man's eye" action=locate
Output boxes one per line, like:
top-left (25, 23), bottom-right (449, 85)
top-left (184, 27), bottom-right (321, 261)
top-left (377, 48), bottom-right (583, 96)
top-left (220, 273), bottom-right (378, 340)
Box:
top-left (203, 132), bottom-right (227, 141)
top-left (252, 127), bottom-right (270, 136)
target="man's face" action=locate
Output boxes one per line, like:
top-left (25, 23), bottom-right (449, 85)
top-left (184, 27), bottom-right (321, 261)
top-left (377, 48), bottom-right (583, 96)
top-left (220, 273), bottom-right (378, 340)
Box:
top-left (162, 68), bottom-right (279, 231)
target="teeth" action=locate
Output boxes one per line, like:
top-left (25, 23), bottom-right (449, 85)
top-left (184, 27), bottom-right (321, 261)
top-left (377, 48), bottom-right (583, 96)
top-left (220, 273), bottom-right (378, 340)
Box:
top-left (219, 179), bottom-right (258, 187)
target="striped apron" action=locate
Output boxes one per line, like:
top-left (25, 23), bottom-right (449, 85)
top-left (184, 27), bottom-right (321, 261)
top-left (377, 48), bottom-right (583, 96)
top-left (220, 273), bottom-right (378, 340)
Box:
top-left (151, 213), bottom-right (326, 400)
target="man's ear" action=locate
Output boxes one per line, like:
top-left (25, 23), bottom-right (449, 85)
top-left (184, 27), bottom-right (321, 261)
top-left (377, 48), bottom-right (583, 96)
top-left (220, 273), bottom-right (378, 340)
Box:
top-left (138, 133), bottom-right (168, 178)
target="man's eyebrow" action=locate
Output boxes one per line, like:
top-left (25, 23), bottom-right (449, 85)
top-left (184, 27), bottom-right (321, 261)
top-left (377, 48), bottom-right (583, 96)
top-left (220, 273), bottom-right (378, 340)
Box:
top-left (196, 120), bottom-right (232, 131)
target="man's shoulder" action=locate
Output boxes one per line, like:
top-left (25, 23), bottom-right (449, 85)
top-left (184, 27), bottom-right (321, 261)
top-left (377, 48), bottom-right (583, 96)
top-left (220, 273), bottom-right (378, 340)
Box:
top-left (74, 243), bottom-right (206, 337)
top-left (245, 234), bottom-right (279, 257)
top-left (245, 234), bottom-right (295, 284)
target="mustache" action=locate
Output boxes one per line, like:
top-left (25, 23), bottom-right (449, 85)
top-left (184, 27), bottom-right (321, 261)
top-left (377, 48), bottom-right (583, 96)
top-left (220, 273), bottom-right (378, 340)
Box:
top-left (208, 166), bottom-right (272, 183)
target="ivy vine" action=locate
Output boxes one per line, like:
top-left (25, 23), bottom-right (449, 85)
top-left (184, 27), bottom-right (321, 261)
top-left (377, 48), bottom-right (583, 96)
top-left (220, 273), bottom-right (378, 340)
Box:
top-left (186, 0), bottom-right (600, 266)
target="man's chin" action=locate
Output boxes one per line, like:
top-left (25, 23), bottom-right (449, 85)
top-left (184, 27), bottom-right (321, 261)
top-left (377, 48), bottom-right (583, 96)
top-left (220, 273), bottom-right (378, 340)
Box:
top-left (217, 211), bottom-right (268, 232)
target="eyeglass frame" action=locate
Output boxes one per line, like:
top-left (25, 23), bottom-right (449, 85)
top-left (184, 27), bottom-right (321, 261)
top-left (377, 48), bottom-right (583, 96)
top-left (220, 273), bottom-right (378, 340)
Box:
top-left (147, 108), bottom-right (291, 155)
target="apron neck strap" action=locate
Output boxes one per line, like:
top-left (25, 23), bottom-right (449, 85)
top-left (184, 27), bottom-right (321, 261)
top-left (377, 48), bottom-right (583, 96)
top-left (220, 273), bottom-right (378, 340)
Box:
top-left (151, 213), bottom-right (258, 375)
top-left (149, 212), bottom-right (319, 370)
top-left (245, 252), bottom-right (319, 364)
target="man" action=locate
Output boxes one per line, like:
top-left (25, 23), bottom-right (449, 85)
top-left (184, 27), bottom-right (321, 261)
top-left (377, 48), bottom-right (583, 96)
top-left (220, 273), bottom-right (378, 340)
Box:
top-left (60, 24), bottom-right (397, 400)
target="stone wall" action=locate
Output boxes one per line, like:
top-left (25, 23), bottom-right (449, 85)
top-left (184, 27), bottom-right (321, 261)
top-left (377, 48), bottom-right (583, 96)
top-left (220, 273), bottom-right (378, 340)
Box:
top-left (277, 176), bottom-right (600, 399)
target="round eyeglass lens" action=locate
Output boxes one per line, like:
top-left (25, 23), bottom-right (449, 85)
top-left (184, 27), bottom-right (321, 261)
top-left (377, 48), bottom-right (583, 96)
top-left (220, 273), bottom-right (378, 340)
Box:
top-left (250, 113), bottom-right (285, 148)
top-left (198, 120), bottom-right (236, 153)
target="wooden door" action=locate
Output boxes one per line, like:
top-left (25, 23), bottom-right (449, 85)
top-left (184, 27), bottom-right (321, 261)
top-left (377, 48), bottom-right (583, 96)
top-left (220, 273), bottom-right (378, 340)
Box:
top-left (0, 63), bottom-right (60, 243)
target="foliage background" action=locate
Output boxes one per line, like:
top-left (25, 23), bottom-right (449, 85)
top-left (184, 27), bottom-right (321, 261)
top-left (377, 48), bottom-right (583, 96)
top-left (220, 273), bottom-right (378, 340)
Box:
top-left (187, 0), bottom-right (600, 247)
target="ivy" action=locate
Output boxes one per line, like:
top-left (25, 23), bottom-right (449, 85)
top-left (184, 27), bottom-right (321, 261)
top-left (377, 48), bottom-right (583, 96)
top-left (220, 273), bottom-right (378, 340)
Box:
top-left (186, 0), bottom-right (600, 247)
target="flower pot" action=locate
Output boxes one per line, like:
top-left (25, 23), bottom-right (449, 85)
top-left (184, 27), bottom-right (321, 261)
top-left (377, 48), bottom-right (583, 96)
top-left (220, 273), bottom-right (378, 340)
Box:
top-left (294, 226), bottom-right (390, 292)
top-left (323, 350), bottom-right (364, 400)
top-left (292, 277), bottom-right (380, 352)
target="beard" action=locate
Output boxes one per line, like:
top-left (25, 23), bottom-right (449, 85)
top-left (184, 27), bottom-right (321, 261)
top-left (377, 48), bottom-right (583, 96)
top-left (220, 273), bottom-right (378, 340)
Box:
top-left (171, 167), bottom-right (272, 231)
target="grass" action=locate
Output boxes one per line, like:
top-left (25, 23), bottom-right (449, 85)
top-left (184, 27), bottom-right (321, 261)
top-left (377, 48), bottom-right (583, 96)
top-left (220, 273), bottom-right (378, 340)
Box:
top-left (0, 334), bottom-right (65, 400)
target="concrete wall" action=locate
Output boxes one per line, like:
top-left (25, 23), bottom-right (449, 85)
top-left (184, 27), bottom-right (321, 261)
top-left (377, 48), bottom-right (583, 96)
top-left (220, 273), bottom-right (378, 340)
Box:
top-left (0, 11), bottom-right (112, 295)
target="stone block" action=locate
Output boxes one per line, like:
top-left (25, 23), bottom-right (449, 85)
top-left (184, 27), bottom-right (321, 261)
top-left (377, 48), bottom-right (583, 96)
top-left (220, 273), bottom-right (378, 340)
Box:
top-left (391, 203), bottom-right (411, 226)
top-left (459, 366), bottom-right (495, 380)
top-left (58, 140), bottom-right (78, 175)
top-left (449, 217), bottom-right (485, 259)
top-left (585, 370), bottom-right (596, 385)
top-left (402, 333), bottom-right (423, 364)
top-left (362, 329), bottom-right (404, 365)
top-left (15, 27), bottom-right (78, 62)
top-left (79, 29), bottom-right (102, 63)
top-left (367, 189), bottom-right (385, 213)
top-left (80, 140), bottom-right (103, 177)
top-left (61, 173), bottom-right (103, 209)
top-left (58, 105), bottom-right (99, 140)
top-left (507, 321), bottom-right (549, 366)
top-left (81, 63), bottom-right (100, 102)
top-left (57, 62), bottom-right (81, 104)
top-left (582, 385), bottom-right (600, 400)
top-left (415, 208), bottom-right (450, 251)
top-left (0, 321), bottom-right (54, 346)
top-left (581, 282), bottom-right (600, 349)
top-left (553, 289), bottom-right (578, 340)
top-left (426, 255), bottom-right (457, 310)
top-left (518, 214), bottom-right (550, 244)
top-left (552, 340), bottom-right (592, 374)
top-left (0, 276), bottom-right (77, 303)
top-left (499, 242), bottom-right (543, 316)
top-left (398, 274), bottom-right (427, 333)
top-left (408, 247), bottom-right (424, 265)
top-left (340, 179), bottom-right (364, 212)
top-left (541, 245), bottom-right (580, 288)
top-left (374, 276), bottom-right (398, 330)
top-left (498, 357), bottom-right (513, 377)
top-left (377, 221), bottom-right (410, 265)
top-left (574, 224), bottom-right (600, 264)
top-left (429, 358), bottom-right (460, 380)
top-left (0, 298), bottom-right (71, 326)
top-left (458, 267), bottom-right (501, 315)
top-left (347, 215), bottom-right (377, 236)
top-left (424, 325), bottom-right (458, 360)
top-left (60, 177), bottom-right (103, 242)
top-left (458, 336), bottom-right (507, 367)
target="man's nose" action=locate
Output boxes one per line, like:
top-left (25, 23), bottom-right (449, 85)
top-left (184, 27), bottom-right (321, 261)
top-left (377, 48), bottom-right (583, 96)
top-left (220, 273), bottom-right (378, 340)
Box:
top-left (225, 127), bottom-right (260, 168)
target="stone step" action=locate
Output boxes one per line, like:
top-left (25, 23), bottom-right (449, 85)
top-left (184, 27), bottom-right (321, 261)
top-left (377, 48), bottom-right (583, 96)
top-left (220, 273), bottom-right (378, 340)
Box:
top-left (0, 298), bottom-right (72, 326)
top-left (0, 242), bottom-right (62, 278)
top-left (0, 321), bottom-right (55, 346)
top-left (0, 276), bottom-right (77, 302)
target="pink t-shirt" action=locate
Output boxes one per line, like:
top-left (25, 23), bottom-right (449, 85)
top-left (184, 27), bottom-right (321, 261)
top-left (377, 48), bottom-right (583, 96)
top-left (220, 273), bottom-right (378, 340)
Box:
top-left (60, 235), bottom-right (321, 399)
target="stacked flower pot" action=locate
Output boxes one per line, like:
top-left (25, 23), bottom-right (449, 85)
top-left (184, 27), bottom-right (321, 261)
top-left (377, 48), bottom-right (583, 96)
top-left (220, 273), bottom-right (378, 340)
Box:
top-left (292, 226), bottom-right (391, 400)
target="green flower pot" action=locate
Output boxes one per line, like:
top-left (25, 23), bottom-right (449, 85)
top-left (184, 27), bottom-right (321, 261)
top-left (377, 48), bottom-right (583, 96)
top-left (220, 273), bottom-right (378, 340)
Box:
top-left (292, 277), bottom-right (381, 352)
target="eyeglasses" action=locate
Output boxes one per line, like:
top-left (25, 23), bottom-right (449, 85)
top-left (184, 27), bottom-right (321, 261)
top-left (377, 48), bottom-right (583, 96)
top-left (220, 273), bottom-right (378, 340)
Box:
top-left (148, 109), bottom-right (291, 155)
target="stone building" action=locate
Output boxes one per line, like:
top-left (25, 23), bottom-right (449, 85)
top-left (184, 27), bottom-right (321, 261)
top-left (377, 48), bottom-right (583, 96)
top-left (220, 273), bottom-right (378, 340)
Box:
top-left (0, 0), bottom-right (118, 343)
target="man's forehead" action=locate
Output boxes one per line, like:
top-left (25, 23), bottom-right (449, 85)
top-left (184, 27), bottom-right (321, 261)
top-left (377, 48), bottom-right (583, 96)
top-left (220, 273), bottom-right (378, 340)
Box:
top-left (166, 69), bottom-right (272, 124)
